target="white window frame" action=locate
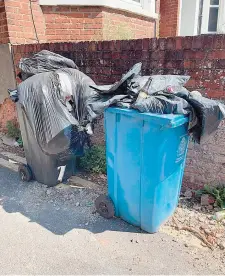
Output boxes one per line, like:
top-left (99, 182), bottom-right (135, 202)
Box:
top-left (123, 0), bottom-right (142, 5)
top-left (218, 0), bottom-right (225, 33)
top-left (39, 0), bottom-right (158, 19)
top-left (179, 0), bottom-right (201, 36)
top-left (120, 0), bottom-right (143, 10)
top-left (201, 0), bottom-right (220, 34)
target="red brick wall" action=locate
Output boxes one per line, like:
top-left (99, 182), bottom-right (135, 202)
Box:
top-left (43, 6), bottom-right (103, 42)
top-left (0, 99), bottom-right (17, 131)
top-left (34, 5), bottom-right (156, 42)
top-left (4, 0), bottom-right (46, 44)
top-left (160, 0), bottom-right (180, 37)
top-left (102, 8), bottom-right (155, 40)
top-left (2, 35), bottom-right (225, 189)
top-left (11, 35), bottom-right (225, 97)
top-left (1, 0), bottom-right (157, 44)
top-left (0, 0), bottom-right (9, 43)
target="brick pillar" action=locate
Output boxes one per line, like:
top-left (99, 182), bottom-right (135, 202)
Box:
top-left (159, 0), bottom-right (180, 37)
top-left (0, 0), bottom-right (9, 43)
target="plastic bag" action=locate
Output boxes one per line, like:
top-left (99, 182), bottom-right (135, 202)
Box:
top-left (127, 75), bottom-right (190, 95)
top-left (133, 91), bottom-right (191, 115)
top-left (17, 64), bottom-right (140, 156)
top-left (185, 93), bottom-right (225, 143)
top-left (91, 62), bottom-right (142, 96)
top-left (14, 54), bottom-right (225, 153)
top-left (17, 68), bottom-right (97, 156)
top-left (19, 50), bottom-right (78, 81)
top-left (147, 75), bottom-right (190, 94)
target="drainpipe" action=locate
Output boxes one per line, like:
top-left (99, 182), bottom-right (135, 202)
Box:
top-left (154, 20), bottom-right (157, 37)
top-left (198, 0), bottom-right (204, 35)
top-left (154, 0), bottom-right (158, 37)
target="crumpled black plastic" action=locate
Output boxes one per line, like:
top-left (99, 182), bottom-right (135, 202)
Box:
top-left (18, 50), bottom-right (78, 81)
top-left (13, 51), bottom-right (225, 158)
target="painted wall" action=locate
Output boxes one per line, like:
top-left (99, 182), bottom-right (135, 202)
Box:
top-left (218, 0), bottom-right (225, 33)
top-left (0, 44), bottom-right (17, 130)
top-left (179, 0), bottom-right (199, 36)
top-left (0, 44), bottom-right (16, 104)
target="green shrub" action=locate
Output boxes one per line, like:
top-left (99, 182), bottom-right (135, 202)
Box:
top-left (79, 145), bottom-right (106, 174)
top-left (197, 185), bottom-right (225, 209)
top-left (6, 120), bottom-right (23, 147)
top-left (6, 120), bottom-right (21, 138)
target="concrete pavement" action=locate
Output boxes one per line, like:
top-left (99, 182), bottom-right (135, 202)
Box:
top-left (0, 166), bottom-right (224, 274)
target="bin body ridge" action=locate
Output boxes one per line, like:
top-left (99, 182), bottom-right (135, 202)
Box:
top-left (17, 104), bottom-right (76, 187)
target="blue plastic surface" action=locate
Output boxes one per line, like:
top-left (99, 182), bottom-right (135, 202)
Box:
top-left (105, 108), bottom-right (189, 233)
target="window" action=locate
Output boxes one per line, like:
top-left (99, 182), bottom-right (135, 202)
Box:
top-left (179, 0), bottom-right (225, 36)
top-left (200, 0), bottom-right (221, 34)
top-left (208, 0), bottom-right (219, 32)
top-left (121, 0), bottom-right (142, 6)
top-left (210, 0), bottom-right (219, 5)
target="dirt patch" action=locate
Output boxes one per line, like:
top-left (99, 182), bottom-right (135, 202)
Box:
top-left (0, 141), bottom-right (25, 158)
top-left (160, 197), bottom-right (225, 267)
top-left (77, 171), bottom-right (107, 187)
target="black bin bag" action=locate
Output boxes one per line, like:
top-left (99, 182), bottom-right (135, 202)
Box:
top-left (19, 50), bottom-right (78, 81)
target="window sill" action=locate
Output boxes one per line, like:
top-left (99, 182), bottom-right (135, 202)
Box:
top-left (39, 0), bottom-right (158, 20)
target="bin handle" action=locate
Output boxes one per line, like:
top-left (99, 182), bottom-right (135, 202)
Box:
top-left (166, 117), bottom-right (189, 129)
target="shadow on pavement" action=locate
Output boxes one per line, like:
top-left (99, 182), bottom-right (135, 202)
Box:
top-left (0, 167), bottom-right (142, 235)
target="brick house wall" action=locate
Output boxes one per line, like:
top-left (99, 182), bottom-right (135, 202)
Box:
top-left (4, 0), bottom-right (46, 44)
top-left (159, 0), bottom-right (180, 37)
top-left (0, 0), bottom-right (9, 43)
top-left (0, 0), bottom-right (158, 44)
top-left (43, 5), bottom-right (103, 42)
top-left (102, 7), bottom-right (155, 40)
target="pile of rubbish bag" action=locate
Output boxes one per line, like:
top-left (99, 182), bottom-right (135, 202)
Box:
top-left (9, 50), bottom-right (225, 157)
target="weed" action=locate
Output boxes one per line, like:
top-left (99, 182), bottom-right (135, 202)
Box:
top-left (79, 145), bottom-right (106, 174)
top-left (198, 185), bottom-right (225, 209)
top-left (6, 120), bottom-right (23, 147)
top-left (6, 120), bottom-right (21, 139)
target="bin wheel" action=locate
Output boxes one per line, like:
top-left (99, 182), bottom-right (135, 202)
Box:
top-left (18, 164), bottom-right (33, 182)
top-left (95, 195), bottom-right (115, 219)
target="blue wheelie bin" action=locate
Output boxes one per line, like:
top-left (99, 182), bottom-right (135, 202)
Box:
top-left (95, 107), bottom-right (189, 233)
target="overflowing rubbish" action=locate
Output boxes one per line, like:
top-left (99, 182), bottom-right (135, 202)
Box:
top-left (18, 50), bottom-right (78, 81)
top-left (16, 68), bottom-right (97, 156)
top-left (9, 50), bottom-right (225, 158)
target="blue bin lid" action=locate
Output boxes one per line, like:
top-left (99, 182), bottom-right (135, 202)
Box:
top-left (106, 108), bottom-right (189, 128)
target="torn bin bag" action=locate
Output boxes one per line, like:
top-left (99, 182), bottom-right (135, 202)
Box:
top-left (90, 62), bottom-right (142, 96)
top-left (185, 93), bottom-right (225, 143)
top-left (17, 68), bottom-right (98, 156)
top-left (19, 50), bottom-right (78, 81)
top-left (126, 74), bottom-right (190, 95)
